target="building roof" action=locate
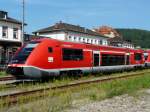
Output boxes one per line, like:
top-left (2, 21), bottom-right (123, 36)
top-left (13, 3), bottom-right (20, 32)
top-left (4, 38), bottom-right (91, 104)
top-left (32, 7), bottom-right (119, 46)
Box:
top-left (33, 22), bottom-right (106, 37)
top-left (94, 26), bottom-right (121, 38)
top-left (108, 37), bottom-right (134, 46)
top-left (0, 17), bottom-right (23, 25)
top-left (0, 10), bottom-right (26, 25)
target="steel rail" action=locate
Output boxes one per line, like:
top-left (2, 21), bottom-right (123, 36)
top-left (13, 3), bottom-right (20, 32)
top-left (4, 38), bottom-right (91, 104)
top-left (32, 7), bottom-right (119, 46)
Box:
top-left (1, 70), bottom-right (150, 105)
top-left (0, 76), bottom-right (15, 81)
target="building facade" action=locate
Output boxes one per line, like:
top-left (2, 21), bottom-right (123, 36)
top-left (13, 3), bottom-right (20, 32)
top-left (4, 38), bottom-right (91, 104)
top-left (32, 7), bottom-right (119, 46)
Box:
top-left (33, 22), bottom-right (108, 46)
top-left (94, 26), bottom-right (134, 48)
top-left (0, 11), bottom-right (22, 68)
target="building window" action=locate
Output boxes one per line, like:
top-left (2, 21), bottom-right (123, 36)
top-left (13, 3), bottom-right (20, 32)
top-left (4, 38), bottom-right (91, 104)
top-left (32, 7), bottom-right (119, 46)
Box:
top-left (68, 36), bottom-right (71, 40)
top-left (87, 39), bottom-right (89, 43)
top-left (83, 38), bottom-right (85, 43)
top-left (13, 28), bottom-right (18, 39)
top-left (74, 36), bottom-right (76, 41)
top-left (79, 37), bottom-right (81, 41)
top-left (99, 40), bottom-right (102, 45)
top-left (2, 26), bottom-right (8, 38)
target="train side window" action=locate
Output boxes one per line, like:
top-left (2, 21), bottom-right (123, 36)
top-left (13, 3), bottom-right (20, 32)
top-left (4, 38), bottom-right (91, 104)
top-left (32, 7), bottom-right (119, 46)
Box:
top-left (101, 54), bottom-right (125, 66)
top-left (48, 47), bottom-right (53, 53)
top-left (134, 53), bottom-right (142, 61)
top-left (62, 48), bottom-right (83, 61)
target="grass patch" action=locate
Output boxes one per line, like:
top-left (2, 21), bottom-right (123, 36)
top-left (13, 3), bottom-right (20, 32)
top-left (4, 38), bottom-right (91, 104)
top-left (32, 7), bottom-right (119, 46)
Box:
top-left (0, 72), bottom-right (8, 77)
top-left (0, 69), bottom-right (149, 94)
top-left (1, 70), bottom-right (150, 112)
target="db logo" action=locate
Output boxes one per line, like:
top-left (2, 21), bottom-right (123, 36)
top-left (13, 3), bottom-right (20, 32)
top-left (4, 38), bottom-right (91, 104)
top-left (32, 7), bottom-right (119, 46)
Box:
top-left (48, 57), bottom-right (53, 62)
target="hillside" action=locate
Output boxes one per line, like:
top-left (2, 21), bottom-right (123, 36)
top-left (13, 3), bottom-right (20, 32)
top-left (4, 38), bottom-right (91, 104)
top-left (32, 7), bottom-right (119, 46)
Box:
top-left (116, 29), bottom-right (150, 48)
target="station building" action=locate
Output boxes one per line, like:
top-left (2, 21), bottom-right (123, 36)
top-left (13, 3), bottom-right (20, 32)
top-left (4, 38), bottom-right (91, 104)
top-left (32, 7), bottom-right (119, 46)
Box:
top-left (94, 26), bottom-right (135, 48)
top-left (33, 22), bottom-right (108, 46)
top-left (0, 10), bottom-right (22, 68)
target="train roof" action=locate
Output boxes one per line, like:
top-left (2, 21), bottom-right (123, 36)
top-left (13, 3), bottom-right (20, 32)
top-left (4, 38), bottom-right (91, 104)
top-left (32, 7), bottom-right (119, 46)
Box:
top-left (145, 50), bottom-right (150, 53)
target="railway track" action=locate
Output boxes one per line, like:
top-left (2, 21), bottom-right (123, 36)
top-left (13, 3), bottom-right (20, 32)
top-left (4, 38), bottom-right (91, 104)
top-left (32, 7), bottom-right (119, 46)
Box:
top-left (0, 76), bottom-right (15, 81)
top-left (1, 70), bottom-right (150, 106)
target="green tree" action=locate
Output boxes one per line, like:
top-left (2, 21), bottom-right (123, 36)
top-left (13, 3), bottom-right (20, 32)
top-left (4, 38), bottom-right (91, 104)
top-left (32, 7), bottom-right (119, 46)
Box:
top-left (116, 29), bottom-right (150, 48)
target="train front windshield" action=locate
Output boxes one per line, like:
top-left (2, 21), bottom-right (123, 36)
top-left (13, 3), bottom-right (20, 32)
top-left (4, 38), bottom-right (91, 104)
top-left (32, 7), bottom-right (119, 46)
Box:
top-left (10, 42), bottom-right (40, 64)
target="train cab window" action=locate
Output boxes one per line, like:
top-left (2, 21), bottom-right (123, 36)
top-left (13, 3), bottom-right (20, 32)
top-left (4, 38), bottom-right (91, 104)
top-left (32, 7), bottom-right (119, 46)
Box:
top-left (134, 53), bottom-right (142, 61)
top-left (10, 42), bottom-right (40, 64)
top-left (62, 48), bottom-right (83, 61)
top-left (48, 47), bottom-right (53, 53)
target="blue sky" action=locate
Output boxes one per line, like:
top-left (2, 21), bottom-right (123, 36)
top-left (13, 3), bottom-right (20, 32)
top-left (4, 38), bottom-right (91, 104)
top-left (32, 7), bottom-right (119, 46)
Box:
top-left (0, 0), bottom-right (149, 33)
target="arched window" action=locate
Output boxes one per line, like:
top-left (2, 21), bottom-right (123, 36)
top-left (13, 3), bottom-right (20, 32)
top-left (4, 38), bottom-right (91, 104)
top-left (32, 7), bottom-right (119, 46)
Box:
top-left (95, 40), bottom-right (97, 44)
top-left (74, 37), bottom-right (76, 41)
top-left (87, 39), bottom-right (89, 43)
top-left (79, 37), bottom-right (81, 42)
top-left (99, 40), bottom-right (102, 45)
top-left (68, 36), bottom-right (72, 40)
top-left (83, 38), bottom-right (85, 43)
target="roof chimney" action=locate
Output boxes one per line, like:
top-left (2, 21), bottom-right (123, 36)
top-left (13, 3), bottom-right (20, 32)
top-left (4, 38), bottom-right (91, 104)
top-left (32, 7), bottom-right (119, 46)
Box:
top-left (0, 11), bottom-right (8, 19)
top-left (59, 20), bottom-right (62, 23)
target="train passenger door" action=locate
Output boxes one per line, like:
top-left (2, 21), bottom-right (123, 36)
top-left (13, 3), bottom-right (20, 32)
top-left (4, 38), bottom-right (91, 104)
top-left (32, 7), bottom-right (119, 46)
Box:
top-left (93, 51), bottom-right (100, 66)
top-left (125, 53), bottom-right (130, 65)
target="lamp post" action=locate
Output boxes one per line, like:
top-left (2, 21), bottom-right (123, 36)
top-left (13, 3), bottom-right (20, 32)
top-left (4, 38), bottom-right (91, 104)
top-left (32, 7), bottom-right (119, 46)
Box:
top-left (21, 0), bottom-right (25, 45)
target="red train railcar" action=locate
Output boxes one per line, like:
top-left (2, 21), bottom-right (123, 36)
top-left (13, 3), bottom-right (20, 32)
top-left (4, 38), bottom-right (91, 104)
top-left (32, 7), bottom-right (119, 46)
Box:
top-left (7, 38), bottom-right (145, 79)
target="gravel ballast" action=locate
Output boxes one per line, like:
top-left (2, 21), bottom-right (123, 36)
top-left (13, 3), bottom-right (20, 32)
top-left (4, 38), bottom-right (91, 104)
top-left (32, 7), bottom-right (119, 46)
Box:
top-left (66, 89), bottom-right (150, 112)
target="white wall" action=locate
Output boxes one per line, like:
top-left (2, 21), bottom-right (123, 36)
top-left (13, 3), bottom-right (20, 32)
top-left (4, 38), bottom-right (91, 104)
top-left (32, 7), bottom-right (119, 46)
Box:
top-left (0, 21), bottom-right (22, 42)
top-left (38, 32), bottom-right (66, 40)
top-left (122, 43), bottom-right (134, 49)
top-left (37, 31), bottom-right (108, 46)
top-left (66, 32), bottom-right (108, 45)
